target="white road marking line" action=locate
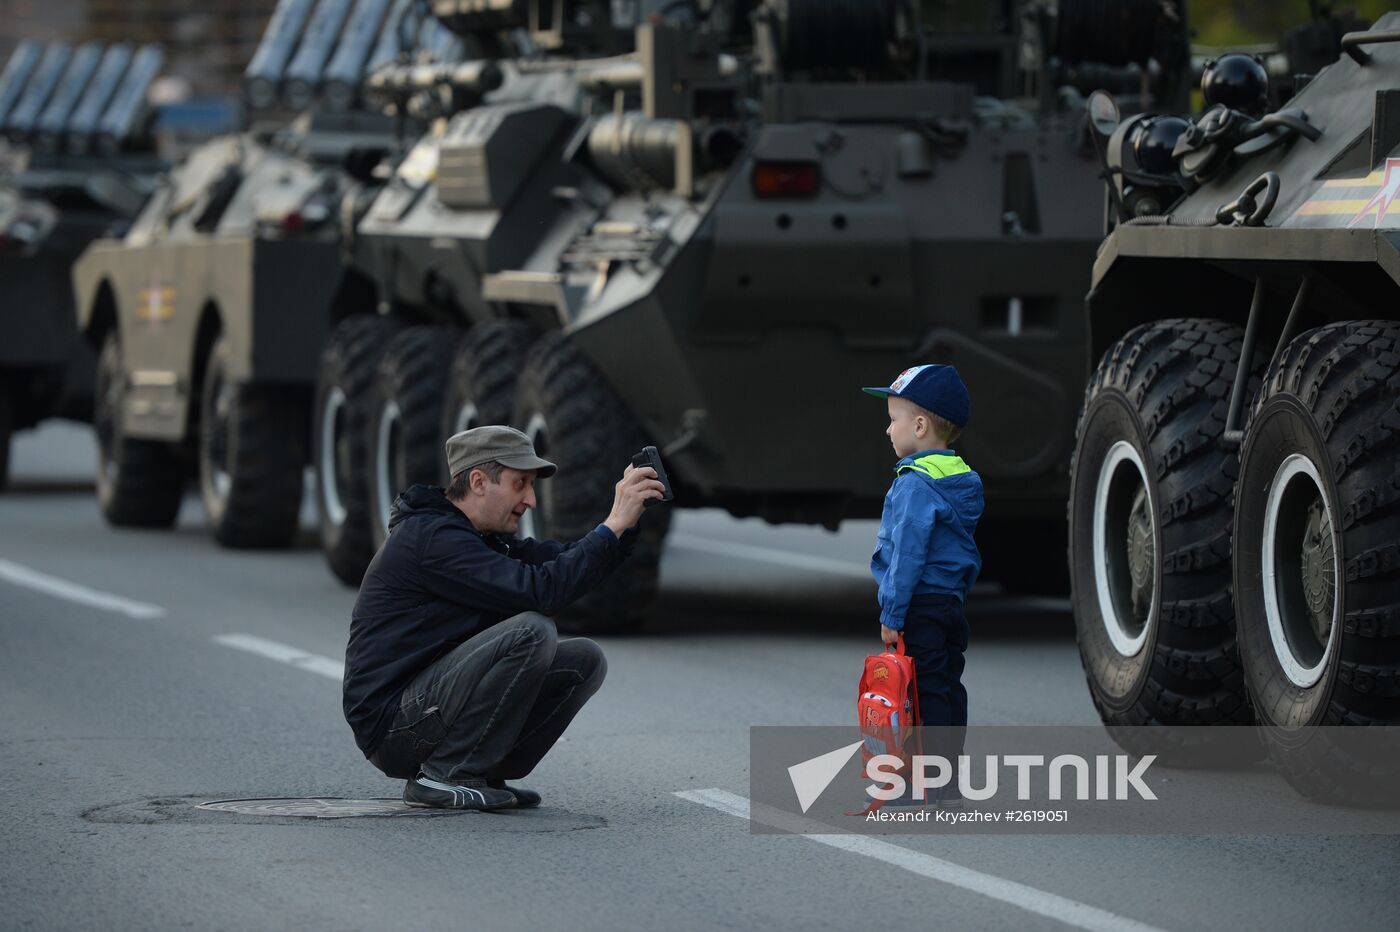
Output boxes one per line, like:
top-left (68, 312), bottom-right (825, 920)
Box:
top-left (674, 788), bottom-right (1171, 932)
top-left (668, 533), bottom-right (873, 580)
top-left (214, 633), bottom-right (344, 680)
top-left (0, 558), bottom-right (166, 619)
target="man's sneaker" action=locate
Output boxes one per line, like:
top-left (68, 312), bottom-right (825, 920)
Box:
top-left (403, 774), bottom-right (517, 810)
top-left (488, 780), bottom-right (541, 809)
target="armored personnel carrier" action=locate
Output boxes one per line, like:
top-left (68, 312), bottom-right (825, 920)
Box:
top-left (0, 40), bottom-right (166, 489)
top-left (70, 1), bottom-right (434, 545)
top-left (1070, 14), bottom-right (1400, 800)
top-left (316, 0), bottom-right (1191, 628)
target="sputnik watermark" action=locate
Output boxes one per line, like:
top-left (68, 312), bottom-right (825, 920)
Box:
top-left (788, 744), bottom-right (1156, 814)
top-left (754, 726), bottom-right (1400, 835)
top-left (864, 753), bottom-right (1157, 803)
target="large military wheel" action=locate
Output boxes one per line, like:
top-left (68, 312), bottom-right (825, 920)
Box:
top-left (197, 336), bottom-right (307, 548)
top-left (314, 316), bottom-right (401, 585)
top-left (367, 326), bottom-right (456, 550)
top-left (1069, 319), bottom-right (1257, 752)
top-left (93, 331), bottom-right (184, 527)
top-left (1234, 321), bottom-right (1400, 804)
top-left (513, 330), bottom-right (670, 634)
top-left (439, 319), bottom-right (536, 475)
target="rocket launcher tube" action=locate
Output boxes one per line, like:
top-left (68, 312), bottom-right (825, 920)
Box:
top-left (95, 44), bottom-right (163, 156)
top-left (0, 41), bottom-right (42, 129)
top-left (283, 0), bottom-right (357, 110)
top-left (4, 43), bottom-right (71, 141)
top-left (244, 0), bottom-right (318, 111)
top-left (366, 0), bottom-right (415, 74)
top-left (322, 0), bottom-right (393, 111)
top-left (65, 44), bottom-right (133, 155)
top-left (33, 42), bottom-right (103, 152)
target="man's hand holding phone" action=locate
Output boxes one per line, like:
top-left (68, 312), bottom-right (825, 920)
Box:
top-left (603, 448), bottom-right (672, 537)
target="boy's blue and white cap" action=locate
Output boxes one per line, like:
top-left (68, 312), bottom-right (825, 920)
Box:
top-left (862, 364), bottom-right (971, 428)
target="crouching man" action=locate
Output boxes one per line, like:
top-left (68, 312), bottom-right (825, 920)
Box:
top-left (343, 425), bottom-right (665, 810)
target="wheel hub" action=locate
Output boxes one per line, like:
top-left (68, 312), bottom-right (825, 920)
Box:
top-left (1126, 486), bottom-right (1155, 620)
top-left (1300, 497), bottom-right (1335, 646)
top-left (1261, 453), bottom-right (1337, 689)
top-left (1092, 440), bottom-right (1156, 657)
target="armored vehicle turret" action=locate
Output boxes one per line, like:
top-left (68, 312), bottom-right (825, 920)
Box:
top-left (0, 40), bottom-right (168, 490)
top-left (1069, 12), bottom-right (1400, 802)
top-left (309, 0), bottom-right (1192, 628)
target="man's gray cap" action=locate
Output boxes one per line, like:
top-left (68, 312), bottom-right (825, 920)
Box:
top-left (445, 425), bottom-right (557, 479)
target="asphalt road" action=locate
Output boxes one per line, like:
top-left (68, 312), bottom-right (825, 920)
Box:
top-left (2, 423), bottom-right (1397, 932)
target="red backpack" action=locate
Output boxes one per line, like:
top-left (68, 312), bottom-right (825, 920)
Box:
top-left (850, 635), bottom-right (923, 814)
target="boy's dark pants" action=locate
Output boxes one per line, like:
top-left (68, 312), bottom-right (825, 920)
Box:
top-left (903, 594), bottom-right (969, 800)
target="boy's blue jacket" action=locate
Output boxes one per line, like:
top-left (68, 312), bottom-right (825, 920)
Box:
top-left (871, 449), bottom-right (984, 629)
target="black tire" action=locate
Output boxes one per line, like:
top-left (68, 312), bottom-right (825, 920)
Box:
top-left (1234, 321), bottom-right (1400, 804)
top-left (1069, 319), bottom-right (1258, 754)
top-left (439, 319), bottom-right (536, 479)
top-left (93, 330), bottom-right (184, 527)
top-left (314, 316), bottom-right (402, 586)
top-left (197, 337), bottom-right (307, 548)
top-left (367, 326), bottom-right (457, 551)
top-left (513, 330), bottom-right (670, 635)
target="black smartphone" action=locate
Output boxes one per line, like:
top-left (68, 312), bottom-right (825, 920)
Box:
top-left (630, 445), bottom-right (674, 505)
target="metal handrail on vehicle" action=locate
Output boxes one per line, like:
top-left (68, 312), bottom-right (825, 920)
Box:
top-left (1340, 29), bottom-right (1400, 65)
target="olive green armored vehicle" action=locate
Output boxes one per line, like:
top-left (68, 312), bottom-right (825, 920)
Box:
top-left (1071, 14), bottom-right (1400, 801)
top-left (312, 0), bottom-right (1192, 629)
top-left (70, 1), bottom-right (431, 544)
top-left (0, 40), bottom-right (166, 489)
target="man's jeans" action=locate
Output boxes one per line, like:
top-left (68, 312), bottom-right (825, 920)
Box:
top-left (369, 613), bottom-right (606, 784)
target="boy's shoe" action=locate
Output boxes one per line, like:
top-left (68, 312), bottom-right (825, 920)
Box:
top-left (403, 774), bottom-right (517, 810)
top-left (488, 780), bottom-right (541, 809)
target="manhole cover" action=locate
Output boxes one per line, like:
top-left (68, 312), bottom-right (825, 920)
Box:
top-left (197, 797), bottom-right (460, 819)
top-left (83, 796), bottom-right (607, 830)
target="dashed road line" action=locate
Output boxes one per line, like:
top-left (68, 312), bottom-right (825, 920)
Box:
top-left (674, 788), bottom-right (1171, 932)
top-left (0, 558), bottom-right (166, 619)
top-left (214, 633), bottom-right (345, 680)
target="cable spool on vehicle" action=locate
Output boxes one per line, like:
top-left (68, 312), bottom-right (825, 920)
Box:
top-left (764, 0), bottom-right (898, 72)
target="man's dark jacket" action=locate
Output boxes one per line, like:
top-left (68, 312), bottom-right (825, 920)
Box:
top-left (343, 484), bottom-right (629, 757)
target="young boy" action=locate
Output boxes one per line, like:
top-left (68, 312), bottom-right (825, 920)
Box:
top-left (862, 364), bottom-right (984, 802)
